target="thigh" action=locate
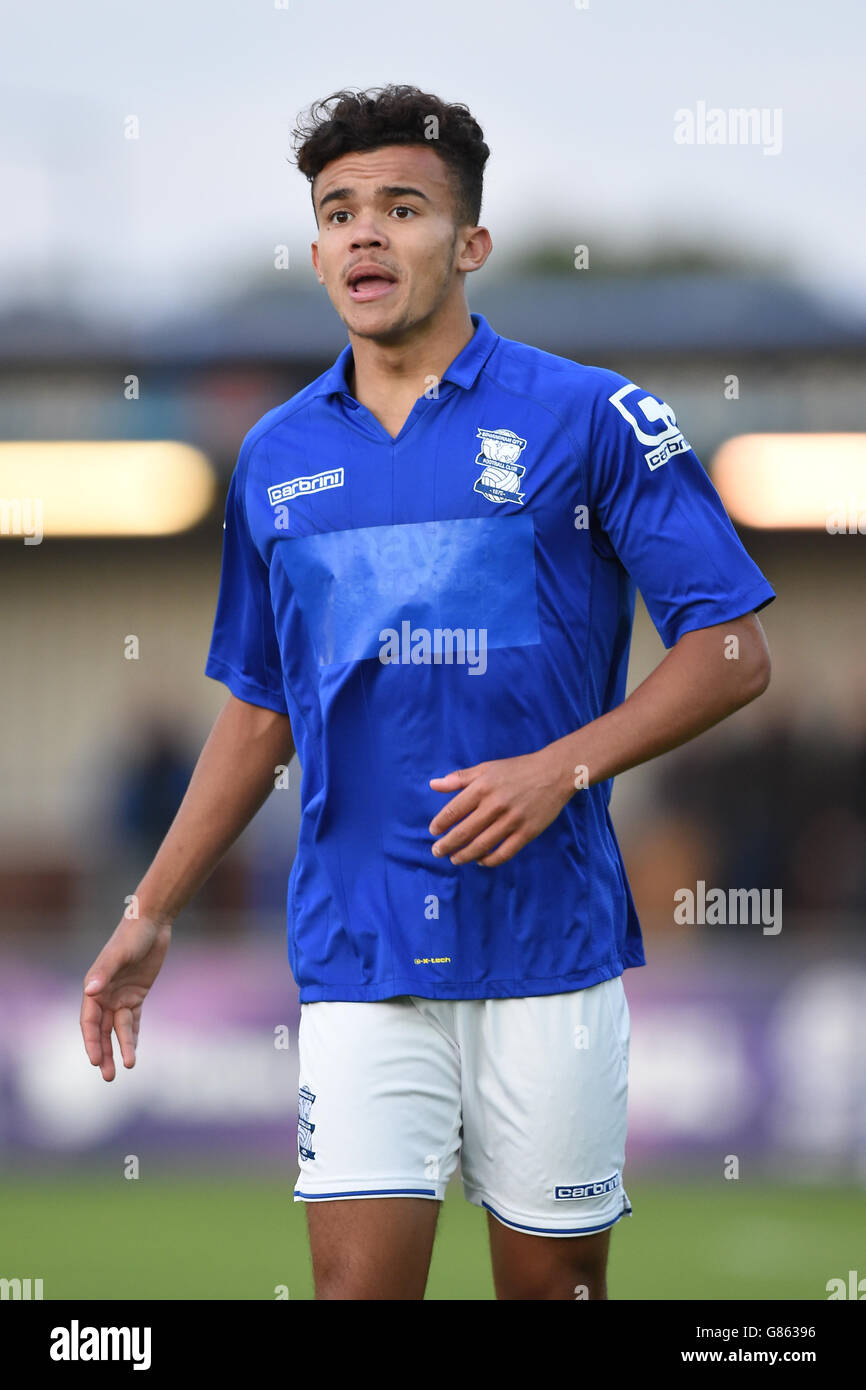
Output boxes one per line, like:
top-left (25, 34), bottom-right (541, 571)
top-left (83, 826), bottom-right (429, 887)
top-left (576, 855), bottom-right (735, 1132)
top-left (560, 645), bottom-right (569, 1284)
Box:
top-left (306, 1197), bottom-right (441, 1300)
top-left (294, 997), bottom-right (462, 1299)
top-left (459, 980), bottom-right (632, 1256)
top-left (486, 1215), bottom-right (612, 1300)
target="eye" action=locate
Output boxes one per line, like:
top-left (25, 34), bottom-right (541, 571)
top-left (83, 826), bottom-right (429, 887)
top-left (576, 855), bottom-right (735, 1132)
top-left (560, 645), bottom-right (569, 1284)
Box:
top-left (328, 209), bottom-right (353, 224)
top-left (390, 205), bottom-right (417, 219)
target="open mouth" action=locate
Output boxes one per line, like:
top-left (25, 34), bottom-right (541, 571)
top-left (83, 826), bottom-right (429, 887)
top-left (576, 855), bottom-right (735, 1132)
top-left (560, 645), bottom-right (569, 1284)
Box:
top-left (347, 268), bottom-right (398, 302)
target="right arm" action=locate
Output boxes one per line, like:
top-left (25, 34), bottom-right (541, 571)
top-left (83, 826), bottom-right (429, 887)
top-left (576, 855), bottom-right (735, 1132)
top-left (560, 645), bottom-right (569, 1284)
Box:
top-left (80, 693), bottom-right (295, 1081)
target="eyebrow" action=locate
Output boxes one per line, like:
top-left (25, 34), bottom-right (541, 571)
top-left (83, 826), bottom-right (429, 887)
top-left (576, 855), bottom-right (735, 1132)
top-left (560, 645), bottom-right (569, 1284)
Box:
top-left (317, 184), bottom-right (432, 213)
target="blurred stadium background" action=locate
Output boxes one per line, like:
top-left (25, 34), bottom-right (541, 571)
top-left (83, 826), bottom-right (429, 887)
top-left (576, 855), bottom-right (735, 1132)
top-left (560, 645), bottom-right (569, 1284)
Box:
top-left (2, 0), bottom-right (865, 1301)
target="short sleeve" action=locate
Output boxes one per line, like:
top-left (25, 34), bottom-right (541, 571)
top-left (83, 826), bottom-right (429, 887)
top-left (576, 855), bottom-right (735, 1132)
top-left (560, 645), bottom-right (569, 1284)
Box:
top-left (205, 445), bottom-right (289, 713)
top-left (585, 374), bottom-right (776, 648)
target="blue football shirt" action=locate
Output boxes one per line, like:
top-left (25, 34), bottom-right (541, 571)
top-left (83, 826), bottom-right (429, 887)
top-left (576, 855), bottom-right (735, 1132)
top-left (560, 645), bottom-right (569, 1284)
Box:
top-left (205, 312), bottom-right (775, 1002)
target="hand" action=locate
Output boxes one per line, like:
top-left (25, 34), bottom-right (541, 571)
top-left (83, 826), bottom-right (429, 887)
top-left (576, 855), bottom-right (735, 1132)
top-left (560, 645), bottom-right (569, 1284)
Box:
top-left (428, 747), bottom-right (575, 867)
top-left (80, 916), bottom-right (172, 1082)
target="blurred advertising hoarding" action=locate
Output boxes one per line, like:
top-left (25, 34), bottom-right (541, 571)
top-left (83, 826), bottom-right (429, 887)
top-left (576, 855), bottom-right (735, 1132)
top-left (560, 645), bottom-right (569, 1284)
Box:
top-left (0, 936), bottom-right (864, 1176)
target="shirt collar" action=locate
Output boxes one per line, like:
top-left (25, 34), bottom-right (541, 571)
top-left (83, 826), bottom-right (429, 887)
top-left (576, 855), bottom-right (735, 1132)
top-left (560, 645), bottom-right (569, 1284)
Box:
top-left (310, 312), bottom-right (499, 401)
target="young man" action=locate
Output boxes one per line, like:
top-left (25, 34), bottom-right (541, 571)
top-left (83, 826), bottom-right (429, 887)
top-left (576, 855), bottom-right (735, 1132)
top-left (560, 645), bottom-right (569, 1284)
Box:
top-left (81, 85), bottom-right (775, 1301)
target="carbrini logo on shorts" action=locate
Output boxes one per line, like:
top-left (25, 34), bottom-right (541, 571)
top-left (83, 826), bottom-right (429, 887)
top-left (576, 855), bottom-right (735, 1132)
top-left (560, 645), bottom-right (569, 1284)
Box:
top-left (554, 1172), bottom-right (621, 1200)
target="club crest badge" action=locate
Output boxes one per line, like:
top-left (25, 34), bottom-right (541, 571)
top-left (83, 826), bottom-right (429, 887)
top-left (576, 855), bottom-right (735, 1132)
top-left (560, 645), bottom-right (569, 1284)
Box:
top-left (473, 427), bottom-right (527, 505)
top-left (297, 1084), bottom-right (317, 1162)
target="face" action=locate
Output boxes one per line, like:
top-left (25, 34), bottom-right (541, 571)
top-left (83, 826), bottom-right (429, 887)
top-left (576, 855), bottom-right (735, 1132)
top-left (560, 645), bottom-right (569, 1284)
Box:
top-left (310, 144), bottom-right (489, 343)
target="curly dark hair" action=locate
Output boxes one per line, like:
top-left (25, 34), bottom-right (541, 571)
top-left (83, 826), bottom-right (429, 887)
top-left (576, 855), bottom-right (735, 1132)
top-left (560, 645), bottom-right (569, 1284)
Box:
top-left (291, 84), bottom-right (490, 227)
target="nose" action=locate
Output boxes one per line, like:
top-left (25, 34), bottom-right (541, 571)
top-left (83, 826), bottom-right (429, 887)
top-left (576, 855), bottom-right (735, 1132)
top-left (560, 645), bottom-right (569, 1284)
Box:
top-left (349, 213), bottom-right (389, 250)
top-left (351, 233), bottom-right (385, 251)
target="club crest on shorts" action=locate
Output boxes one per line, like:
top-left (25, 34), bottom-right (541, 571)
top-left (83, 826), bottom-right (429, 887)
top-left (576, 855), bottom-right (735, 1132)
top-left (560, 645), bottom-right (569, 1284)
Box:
top-left (473, 427), bottom-right (527, 504)
top-left (297, 1083), bottom-right (317, 1162)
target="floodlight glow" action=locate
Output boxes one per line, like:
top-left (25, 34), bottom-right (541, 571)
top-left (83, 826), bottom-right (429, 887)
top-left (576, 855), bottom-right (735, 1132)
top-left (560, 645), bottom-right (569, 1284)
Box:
top-left (712, 434), bottom-right (866, 529)
top-left (0, 441), bottom-right (217, 537)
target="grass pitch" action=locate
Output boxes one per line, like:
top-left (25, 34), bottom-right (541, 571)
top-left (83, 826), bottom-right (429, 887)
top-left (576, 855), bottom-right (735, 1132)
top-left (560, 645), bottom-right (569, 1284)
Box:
top-left (0, 1170), bottom-right (859, 1300)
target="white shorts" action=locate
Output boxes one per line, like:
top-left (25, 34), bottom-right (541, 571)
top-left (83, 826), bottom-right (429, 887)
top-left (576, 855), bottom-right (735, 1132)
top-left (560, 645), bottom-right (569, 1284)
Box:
top-left (293, 976), bottom-right (632, 1237)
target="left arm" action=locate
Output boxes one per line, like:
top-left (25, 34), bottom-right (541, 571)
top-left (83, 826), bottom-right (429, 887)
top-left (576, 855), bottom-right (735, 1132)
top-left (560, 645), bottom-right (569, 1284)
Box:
top-left (428, 611), bottom-right (771, 867)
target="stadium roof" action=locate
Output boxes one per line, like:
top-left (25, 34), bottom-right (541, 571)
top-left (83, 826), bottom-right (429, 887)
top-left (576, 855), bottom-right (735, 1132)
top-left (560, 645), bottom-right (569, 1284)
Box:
top-left (2, 273), bottom-right (865, 365)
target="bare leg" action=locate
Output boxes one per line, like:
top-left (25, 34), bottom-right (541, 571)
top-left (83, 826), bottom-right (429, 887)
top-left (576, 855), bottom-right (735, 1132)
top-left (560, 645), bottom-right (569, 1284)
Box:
top-left (487, 1214), bottom-right (612, 1300)
top-left (305, 1197), bottom-right (442, 1300)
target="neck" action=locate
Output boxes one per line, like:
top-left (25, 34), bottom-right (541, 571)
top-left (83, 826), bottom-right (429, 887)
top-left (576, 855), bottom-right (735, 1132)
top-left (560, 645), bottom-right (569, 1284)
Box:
top-left (347, 299), bottom-right (475, 405)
